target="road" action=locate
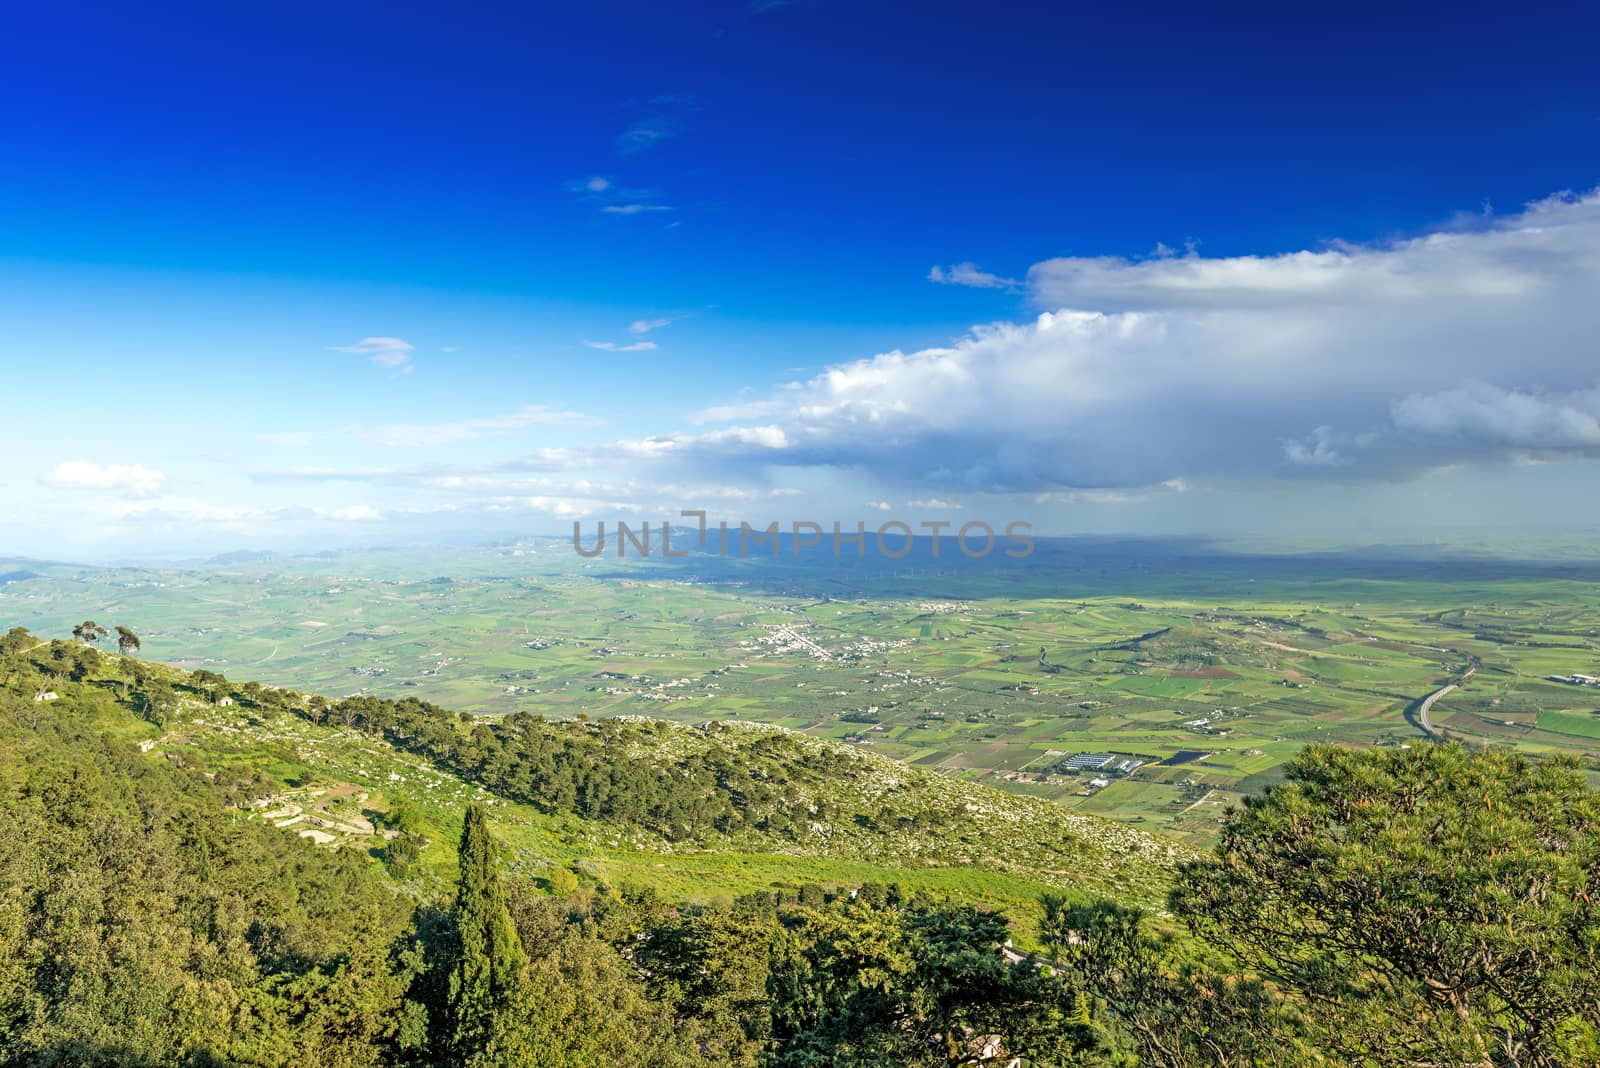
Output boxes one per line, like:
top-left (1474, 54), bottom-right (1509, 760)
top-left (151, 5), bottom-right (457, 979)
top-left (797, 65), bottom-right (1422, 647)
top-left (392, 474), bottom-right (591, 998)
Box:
top-left (1410, 656), bottom-right (1480, 738)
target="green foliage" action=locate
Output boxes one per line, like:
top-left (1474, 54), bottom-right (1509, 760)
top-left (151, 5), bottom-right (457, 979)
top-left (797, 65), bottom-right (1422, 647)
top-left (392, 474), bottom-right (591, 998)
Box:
top-left (1172, 742), bottom-right (1600, 1067)
top-left (0, 632), bottom-right (417, 1066)
top-left (634, 902), bottom-right (779, 1066)
top-left (308, 694), bottom-right (858, 843)
top-left (1052, 899), bottom-right (1312, 1067)
top-left (444, 804), bottom-right (533, 1067)
top-left (518, 907), bottom-right (704, 1068)
top-left (22, 542), bottom-right (1600, 848)
top-left (71, 620), bottom-right (108, 646)
top-left (545, 866), bottom-right (580, 896)
top-left (12, 623), bottom-right (1600, 1068)
top-left (768, 896), bottom-right (1105, 1066)
top-left (1058, 742), bottom-right (1600, 1067)
top-left (293, 692), bottom-right (1177, 900)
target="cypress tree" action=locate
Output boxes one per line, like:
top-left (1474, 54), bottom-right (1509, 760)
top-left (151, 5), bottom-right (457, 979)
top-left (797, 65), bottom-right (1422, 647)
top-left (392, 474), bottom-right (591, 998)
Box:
top-left (447, 803), bottom-right (530, 1066)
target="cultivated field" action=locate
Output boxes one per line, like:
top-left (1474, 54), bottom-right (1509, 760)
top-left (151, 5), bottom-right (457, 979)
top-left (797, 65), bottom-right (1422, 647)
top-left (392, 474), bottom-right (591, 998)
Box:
top-left (6, 536), bottom-right (1599, 844)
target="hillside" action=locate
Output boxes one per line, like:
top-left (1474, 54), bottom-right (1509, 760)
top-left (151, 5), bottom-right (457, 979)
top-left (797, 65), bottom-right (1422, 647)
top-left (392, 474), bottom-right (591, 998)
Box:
top-left (0, 626), bottom-right (1177, 1065)
top-left (3, 628), bottom-right (1182, 915)
top-left (7, 626), bottom-right (1600, 1066)
top-left (14, 545), bottom-right (1600, 849)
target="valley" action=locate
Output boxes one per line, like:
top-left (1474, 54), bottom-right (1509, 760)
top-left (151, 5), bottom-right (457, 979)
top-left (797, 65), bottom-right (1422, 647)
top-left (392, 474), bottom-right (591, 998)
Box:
top-left (8, 538), bottom-right (1598, 847)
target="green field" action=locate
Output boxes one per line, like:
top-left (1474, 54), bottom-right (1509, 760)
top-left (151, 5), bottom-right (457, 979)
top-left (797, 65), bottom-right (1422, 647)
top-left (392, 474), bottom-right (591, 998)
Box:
top-left (6, 537), bottom-right (1599, 845)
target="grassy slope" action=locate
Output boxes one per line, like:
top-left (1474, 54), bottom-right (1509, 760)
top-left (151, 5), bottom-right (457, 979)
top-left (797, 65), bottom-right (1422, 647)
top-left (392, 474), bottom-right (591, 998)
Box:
top-left (81, 654), bottom-right (1183, 941)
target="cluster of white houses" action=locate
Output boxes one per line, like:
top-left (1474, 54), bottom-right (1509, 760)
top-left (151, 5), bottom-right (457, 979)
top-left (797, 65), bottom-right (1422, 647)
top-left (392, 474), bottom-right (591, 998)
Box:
top-left (1548, 673), bottom-right (1600, 686)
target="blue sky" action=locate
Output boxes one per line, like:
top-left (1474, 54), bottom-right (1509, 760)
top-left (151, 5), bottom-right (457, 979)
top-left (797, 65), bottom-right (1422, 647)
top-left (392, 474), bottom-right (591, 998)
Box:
top-left (4, 1), bottom-right (1600, 559)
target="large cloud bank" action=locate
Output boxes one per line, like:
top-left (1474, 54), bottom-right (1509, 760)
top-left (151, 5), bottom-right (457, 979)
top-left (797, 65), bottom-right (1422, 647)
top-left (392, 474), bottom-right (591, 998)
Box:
top-left (692, 190), bottom-right (1600, 492)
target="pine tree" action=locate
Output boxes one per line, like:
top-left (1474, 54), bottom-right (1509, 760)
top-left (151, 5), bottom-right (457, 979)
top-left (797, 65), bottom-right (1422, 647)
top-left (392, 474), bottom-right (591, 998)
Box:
top-left (446, 803), bottom-right (531, 1066)
top-left (71, 620), bottom-right (107, 646)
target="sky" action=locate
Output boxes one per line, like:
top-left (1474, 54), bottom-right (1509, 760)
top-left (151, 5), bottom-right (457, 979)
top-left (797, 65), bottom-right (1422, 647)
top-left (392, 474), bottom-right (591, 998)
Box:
top-left (3, 0), bottom-right (1600, 560)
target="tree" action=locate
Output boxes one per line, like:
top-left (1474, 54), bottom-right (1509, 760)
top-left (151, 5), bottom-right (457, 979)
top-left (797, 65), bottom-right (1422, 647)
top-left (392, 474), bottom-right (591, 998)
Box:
top-left (1049, 898), bottom-right (1309, 1067)
top-left (1171, 743), bottom-right (1600, 1067)
top-left (634, 902), bottom-right (776, 1066)
top-left (504, 889), bottom-right (705, 1068)
top-left (0, 627), bottom-right (34, 688)
top-left (0, 683), bottom-right (418, 1066)
top-left (192, 669), bottom-right (227, 704)
top-left (768, 898), bottom-right (1102, 1066)
top-left (0, 627), bottom-right (32, 658)
top-left (65, 646), bottom-right (98, 683)
top-left (115, 626), bottom-right (141, 657)
top-left (45, 642), bottom-right (70, 685)
top-left (446, 804), bottom-right (533, 1067)
top-left (71, 620), bottom-right (107, 647)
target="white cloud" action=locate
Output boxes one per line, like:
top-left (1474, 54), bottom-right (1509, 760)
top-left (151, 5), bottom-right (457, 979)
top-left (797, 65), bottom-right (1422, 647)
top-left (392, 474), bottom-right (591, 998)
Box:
top-left (866, 500), bottom-right (891, 511)
top-left (629, 317), bottom-right (672, 335)
top-left (1032, 480), bottom-right (1191, 506)
top-left (1392, 383), bottom-right (1600, 449)
top-left (616, 117), bottom-right (681, 155)
top-left (662, 189), bottom-right (1600, 492)
top-left (1283, 426), bottom-right (1356, 468)
top-left (601, 203), bottom-right (674, 216)
top-left (507, 495), bottom-right (643, 519)
top-left (41, 461), bottom-right (168, 498)
top-left (567, 177), bottom-right (670, 215)
top-left (329, 336), bottom-right (416, 370)
top-left (79, 496), bottom-right (380, 533)
top-left (678, 425), bottom-right (789, 451)
top-left (929, 262), bottom-right (1020, 289)
top-left (137, 187), bottom-right (1600, 547)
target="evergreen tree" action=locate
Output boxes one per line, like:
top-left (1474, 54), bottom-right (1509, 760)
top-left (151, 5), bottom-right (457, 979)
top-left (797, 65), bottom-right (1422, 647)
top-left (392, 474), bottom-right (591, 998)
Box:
top-left (72, 619), bottom-right (108, 646)
top-left (768, 896), bottom-right (1102, 1066)
top-left (446, 804), bottom-right (532, 1067)
top-left (1172, 742), bottom-right (1600, 1067)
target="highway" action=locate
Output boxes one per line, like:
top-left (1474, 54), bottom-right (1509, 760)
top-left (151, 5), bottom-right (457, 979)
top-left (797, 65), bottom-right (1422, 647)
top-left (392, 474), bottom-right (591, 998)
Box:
top-left (1411, 656), bottom-right (1480, 738)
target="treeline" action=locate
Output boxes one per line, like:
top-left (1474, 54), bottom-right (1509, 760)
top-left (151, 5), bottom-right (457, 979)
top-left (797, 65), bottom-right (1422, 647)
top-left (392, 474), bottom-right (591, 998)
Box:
top-left (299, 690), bottom-right (937, 845)
top-left (9, 623), bottom-right (889, 845)
top-left (15, 628), bottom-right (1108, 868)
top-left (303, 692), bottom-right (841, 843)
top-left (3, 628), bottom-right (1599, 1066)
